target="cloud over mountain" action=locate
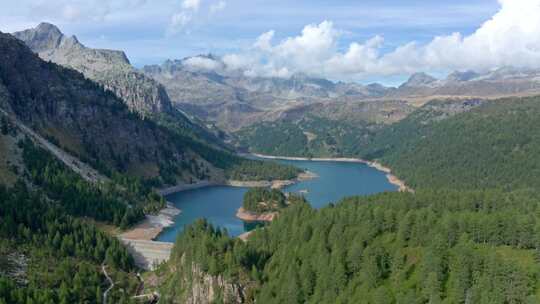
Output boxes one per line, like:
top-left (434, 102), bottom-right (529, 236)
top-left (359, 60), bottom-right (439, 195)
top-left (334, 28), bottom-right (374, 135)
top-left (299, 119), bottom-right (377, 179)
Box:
top-left (222, 0), bottom-right (540, 79)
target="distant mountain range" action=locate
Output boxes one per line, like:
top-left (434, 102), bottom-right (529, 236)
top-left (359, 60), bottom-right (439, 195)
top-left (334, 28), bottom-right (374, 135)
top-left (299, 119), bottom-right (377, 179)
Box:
top-left (12, 23), bottom-right (540, 136)
top-left (142, 54), bottom-right (540, 131)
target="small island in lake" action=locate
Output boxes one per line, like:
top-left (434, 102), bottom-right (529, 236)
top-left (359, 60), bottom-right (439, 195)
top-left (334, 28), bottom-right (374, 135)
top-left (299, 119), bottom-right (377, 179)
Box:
top-left (236, 187), bottom-right (306, 222)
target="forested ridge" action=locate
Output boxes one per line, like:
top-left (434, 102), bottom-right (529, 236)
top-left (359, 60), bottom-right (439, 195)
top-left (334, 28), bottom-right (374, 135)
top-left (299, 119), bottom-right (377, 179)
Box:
top-left (161, 190), bottom-right (540, 303)
top-left (0, 31), bottom-right (303, 304)
top-left (0, 181), bottom-right (139, 303)
top-left (160, 95), bottom-right (540, 303)
top-left (242, 188), bottom-right (287, 213)
top-left (236, 115), bottom-right (375, 158)
top-left (363, 96), bottom-right (540, 190)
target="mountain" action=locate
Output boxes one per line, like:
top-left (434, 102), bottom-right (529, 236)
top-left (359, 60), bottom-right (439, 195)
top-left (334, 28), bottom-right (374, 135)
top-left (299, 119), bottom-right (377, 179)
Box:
top-left (143, 54), bottom-right (540, 136)
top-left (142, 56), bottom-right (391, 131)
top-left (0, 31), bottom-right (220, 184)
top-left (399, 72), bottom-right (438, 88)
top-left (13, 22), bottom-right (234, 149)
top-left (13, 23), bottom-right (172, 117)
top-left (390, 68), bottom-right (540, 100)
top-left (0, 31), bottom-right (301, 187)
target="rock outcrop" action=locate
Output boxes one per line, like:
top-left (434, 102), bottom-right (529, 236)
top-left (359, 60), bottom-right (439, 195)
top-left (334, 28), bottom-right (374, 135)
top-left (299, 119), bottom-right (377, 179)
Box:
top-left (160, 260), bottom-right (246, 304)
top-left (13, 22), bottom-right (173, 118)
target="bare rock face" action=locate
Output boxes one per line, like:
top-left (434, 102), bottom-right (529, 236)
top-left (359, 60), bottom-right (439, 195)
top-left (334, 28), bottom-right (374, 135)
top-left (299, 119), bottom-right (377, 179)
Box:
top-left (185, 264), bottom-right (245, 304)
top-left (142, 56), bottom-right (397, 131)
top-left (400, 72), bottom-right (438, 88)
top-left (160, 259), bottom-right (246, 304)
top-left (13, 23), bottom-right (173, 118)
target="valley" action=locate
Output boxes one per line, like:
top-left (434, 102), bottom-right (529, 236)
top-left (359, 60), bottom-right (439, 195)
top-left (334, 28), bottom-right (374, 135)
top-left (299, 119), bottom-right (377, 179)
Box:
top-left (3, 6), bottom-right (540, 303)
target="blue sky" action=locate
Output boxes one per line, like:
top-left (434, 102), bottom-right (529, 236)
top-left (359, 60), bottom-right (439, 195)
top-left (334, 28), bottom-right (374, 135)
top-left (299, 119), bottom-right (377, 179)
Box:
top-left (4, 0), bottom-right (534, 85)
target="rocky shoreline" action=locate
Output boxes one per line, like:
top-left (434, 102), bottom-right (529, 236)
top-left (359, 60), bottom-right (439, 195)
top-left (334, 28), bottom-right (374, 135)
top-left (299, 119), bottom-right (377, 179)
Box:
top-left (252, 153), bottom-right (412, 193)
top-left (236, 207), bottom-right (277, 222)
top-left (119, 203), bottom-right (181, 241)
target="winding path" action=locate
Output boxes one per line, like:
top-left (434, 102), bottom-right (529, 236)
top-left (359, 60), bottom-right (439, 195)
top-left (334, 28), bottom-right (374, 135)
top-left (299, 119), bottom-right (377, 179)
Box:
top-left (102, 264), bottom-right (114, 304)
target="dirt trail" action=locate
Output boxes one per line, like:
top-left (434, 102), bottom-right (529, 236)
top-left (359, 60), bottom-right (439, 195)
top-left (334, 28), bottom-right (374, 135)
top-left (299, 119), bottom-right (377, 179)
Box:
top-left (102, 264), bottom-right (114, 304)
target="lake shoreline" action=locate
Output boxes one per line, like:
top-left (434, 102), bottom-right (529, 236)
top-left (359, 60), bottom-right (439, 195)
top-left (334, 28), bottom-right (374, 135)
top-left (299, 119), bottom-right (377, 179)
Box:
top-left (251, 153), bottom-right (412, 193)
top-left (119, 203), bottom-right (181, 241)
top-left (124, 171), bottom-right (318, 242)
top-left (123, 153), bottom-right (409, 243)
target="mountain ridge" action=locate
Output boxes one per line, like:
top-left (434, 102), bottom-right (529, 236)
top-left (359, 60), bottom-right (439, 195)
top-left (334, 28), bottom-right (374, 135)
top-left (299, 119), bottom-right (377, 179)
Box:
top-left (143, 53), bottom-right (540, 133)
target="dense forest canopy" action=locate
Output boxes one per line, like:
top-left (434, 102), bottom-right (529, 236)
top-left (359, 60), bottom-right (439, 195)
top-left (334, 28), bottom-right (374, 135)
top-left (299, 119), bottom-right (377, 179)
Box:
top-left (363, 96), bottom-right (540, 190)
top-left (0, 182), bottom-right (139, 303)
top-left (236, 115), bottom-right (375, 158)
top-left (160, 95), bottom-right (540, 303)
top-left (242, 188), bottom-right (287, 213)
top-left (161, 189), bottom-right (540, 303)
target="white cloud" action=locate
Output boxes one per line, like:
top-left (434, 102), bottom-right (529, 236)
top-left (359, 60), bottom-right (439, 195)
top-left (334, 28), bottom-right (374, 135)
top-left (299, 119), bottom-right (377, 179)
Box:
top-left (168, 0), bottom-right (227, 35)
top-left (182, 0), bottom-right (201, 11)
top-left (168, 11), bottom-right (192, 35)
top-left (253, 30), bottom-right (274, 51)
top-left (184, 56), bottom-right (223, 70)
top-left (209, 0), bottom-right (226, 14)
top-left (222, 0), bottom-right (540, 79)
top-left (25, 0), bottom-right (149, 23)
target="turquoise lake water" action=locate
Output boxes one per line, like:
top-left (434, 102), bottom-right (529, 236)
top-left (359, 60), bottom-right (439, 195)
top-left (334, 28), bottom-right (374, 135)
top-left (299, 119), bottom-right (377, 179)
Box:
top-left (156, 159), bottom-right (397, 242)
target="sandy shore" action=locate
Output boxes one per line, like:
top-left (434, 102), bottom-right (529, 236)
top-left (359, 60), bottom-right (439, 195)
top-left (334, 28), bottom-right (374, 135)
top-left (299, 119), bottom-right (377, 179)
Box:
top-left (158, 170), bottom-right (318, 196)
top-left (252, 153), bottom-right (412, 193)
top-left (227, 170), bottom-right (318, 190)
top-left (157, 181), bottom-right (217, 196)
top-left (236, 207), bottom-right (277, 222)
top-left (120, 204), bottom-right (181, 241)
top-left (238, 230), bottom-right (255, 242)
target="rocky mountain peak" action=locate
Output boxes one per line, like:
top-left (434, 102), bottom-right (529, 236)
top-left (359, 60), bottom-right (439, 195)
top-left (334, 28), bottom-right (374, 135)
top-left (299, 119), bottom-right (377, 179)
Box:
top-left (401, 72), bottom-right (438, 88)
top-left (14, 22), bottom-right (67, 53)
top-left (12, 23), bottom-right (175, 117)
top-left (446, 70), bottom-right (480, 82)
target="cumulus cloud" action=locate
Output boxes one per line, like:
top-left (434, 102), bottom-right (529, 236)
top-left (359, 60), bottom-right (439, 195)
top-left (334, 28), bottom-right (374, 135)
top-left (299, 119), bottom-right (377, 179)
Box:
top-left (222, 0), bottom-right (540, 79)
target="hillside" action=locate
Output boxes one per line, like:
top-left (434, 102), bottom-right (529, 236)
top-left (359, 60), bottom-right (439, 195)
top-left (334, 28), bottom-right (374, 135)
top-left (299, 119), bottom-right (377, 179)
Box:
top-left (363, 96), bottom-right (540, 190)
top-left (159, 190), bottom-right (540, 303)
top-left (158, 94), bottom-right (540, 303)
top-left (0, 31), bottom-right (300, 186)
top-left (13, 23), bottom-right (226, 148)
top-left (236, 100), bottom-right (413, 157)
top-left (0, 31), bottom-right (215, 185)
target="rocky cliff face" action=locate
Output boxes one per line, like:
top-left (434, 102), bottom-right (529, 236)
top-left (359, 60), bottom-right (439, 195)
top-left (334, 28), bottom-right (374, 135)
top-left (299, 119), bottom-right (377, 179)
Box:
top-left (184, 264), bottom-right (245, 304)
top-left (159, 259), bottom-right (246, 304)
top-left (13, 23), bottom-right (173, 118)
